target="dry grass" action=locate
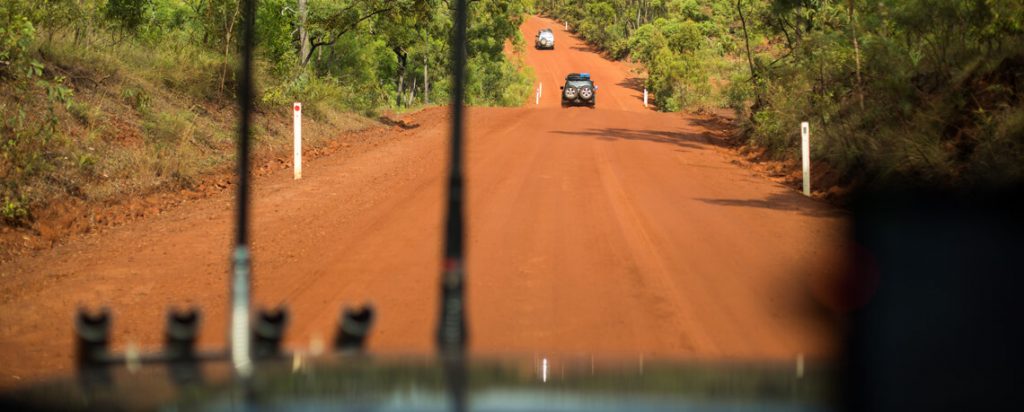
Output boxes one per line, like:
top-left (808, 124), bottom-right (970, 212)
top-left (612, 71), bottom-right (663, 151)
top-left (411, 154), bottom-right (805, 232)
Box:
top-left (1, 32), bottom-right (376, 231)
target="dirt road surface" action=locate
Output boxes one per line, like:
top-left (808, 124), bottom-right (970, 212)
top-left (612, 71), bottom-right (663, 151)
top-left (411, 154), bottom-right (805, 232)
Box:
top-left (0, 16), bottom-right (846, 388)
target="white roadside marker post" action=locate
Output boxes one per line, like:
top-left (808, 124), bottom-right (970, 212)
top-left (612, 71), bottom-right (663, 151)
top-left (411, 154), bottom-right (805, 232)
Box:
top-left (643, 89), bottom-right (648, 108)
top-left (542, 357), bottom-right (548, 383)
top-left (536, 82), bottom-right (541, 105)
top-left (801, 122), bottom-right (810, 196)
top-left (294, 102), bottom-right (302, 180)
top-left (565, 21), bottom-right (568, 31)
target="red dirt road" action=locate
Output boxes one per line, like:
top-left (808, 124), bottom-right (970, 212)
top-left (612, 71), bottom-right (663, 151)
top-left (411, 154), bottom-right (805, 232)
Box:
top-left (0, 16), bottom-right (846, 388)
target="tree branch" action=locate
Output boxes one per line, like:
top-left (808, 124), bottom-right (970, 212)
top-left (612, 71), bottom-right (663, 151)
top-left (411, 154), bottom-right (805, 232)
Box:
top-left (303, 6), bottom-right (395, 66)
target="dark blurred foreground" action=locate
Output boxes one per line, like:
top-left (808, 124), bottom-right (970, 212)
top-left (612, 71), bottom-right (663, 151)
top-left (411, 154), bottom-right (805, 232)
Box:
top-left (2, 356), bottom-right (829, 411)
top-left (841, 186), bottom-right (1024, 411)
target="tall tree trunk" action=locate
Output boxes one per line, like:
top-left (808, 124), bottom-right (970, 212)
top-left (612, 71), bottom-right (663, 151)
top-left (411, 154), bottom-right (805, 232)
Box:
top-left (395, 48), bottom-right (407, 107)
top-left (735, 0), bottom-right (761, 116)
top-left (298, 0), bottom-right (310, 66)
top-left (219, 0), bottom-right (241, 93)
top-left (635, 1), bottom-right (641, 31)
top-left (848, 0), bottom-right (864, 110)
top-left (408, 77), bottom-right (417, 106)
top-left (736, 0), bottom-right (755, 79)
top-left (397, 74), bottom-right (405, 107)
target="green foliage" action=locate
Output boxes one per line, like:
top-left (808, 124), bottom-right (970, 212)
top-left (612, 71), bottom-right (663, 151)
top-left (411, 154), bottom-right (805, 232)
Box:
top-left (0, 1), bottom-right (38, 78)
top-left (2, 0), bottom-right (535, 227)
top-left (1, 1), bottom-right (81, 226)
top-left (466, 55), bottom-right (534, 106)
top-left (143, 109), bottom-right (193, 146)
top-left (1, 194), bottom-right (30, 225)
top-left (659, 18), bottom-right (703, 53)
top-left (140, 0), bottom-right (190, 42)
top-left (464, 0), bottom-right (533, 105)
top-left (725, 69), bottom-right (753, 118)
top-left (546, 0), bottom-right (1024, 186)
top-left (746, 0), bottom-right (1024, 185)
top-left (577, 2), bottom-right (622, 56)
top-left (628, 24), bottom-right (667, 65)
top-left (255, 0), bottom-right (296, 76)
top-left (188, 0), bottom-right (242, 49)
top-left (104, 0), bottom-right (152, 34)
top-left (8, 0), bottom-right (532, 110)
top-left (120, 85), bottom-right (152, 112)
top-left (544, 1), bottom-right (735, 111)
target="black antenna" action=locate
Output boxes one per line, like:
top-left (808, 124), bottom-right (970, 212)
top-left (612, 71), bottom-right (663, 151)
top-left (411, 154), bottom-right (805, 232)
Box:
top-left (230, 0), bottom-right (258, 376)
top-left (438, 0), bottom-right (470, 354)
top-left (439, 2), bottom-right (471, 410)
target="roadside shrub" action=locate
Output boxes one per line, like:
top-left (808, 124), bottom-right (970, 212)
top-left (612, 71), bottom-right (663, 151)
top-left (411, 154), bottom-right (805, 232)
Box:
top-left (143, 110), bottom-right (193, 146)
top-left (1, 0), bottom-right (538, 232)
top-left (465, 55), bottom-right (533, 107)
top-left (725, 70), bottom-right (753, 118)
top-left (120, 85), bottom-right (151, 112)
top-left (261, 72), bottom-right (351, 119)
top-left (67, 100), bottom-right (101, 126)
top-left (1, 195), bottom-right (30, 226)
top-left (0, 2), bottom-right (38, 78)
top-left (1, 2), bottom-right (77, 226)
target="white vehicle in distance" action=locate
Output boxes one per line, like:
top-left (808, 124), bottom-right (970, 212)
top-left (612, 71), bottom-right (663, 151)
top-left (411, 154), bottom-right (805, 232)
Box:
top-left (535, 28), bottom-right (554, 50)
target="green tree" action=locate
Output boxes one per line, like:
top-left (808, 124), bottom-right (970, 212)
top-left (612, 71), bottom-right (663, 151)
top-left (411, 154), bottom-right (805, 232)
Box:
top-left (104, 0), bottom-right (152, 35)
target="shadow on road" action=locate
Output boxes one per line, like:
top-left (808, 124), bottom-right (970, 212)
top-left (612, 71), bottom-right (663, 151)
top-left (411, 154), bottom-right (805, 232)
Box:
top-left (686, 114), bottom-right (736, 134)
top-left (616, 77), bottom-right (645, 92)
top-left (552, 127), bottom-right (707, 150)
top-left (378, 116), bottom-right (420, 130)
top-left (569, 44), bottom-right (599, 53)
top-left (615, 77), bottom-right (651, 107)
top-left (696, 192), bottom-right (846, 218)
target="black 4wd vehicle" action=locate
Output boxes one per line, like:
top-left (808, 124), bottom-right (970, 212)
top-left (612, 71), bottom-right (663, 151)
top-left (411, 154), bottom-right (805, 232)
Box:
top-left (561, 73), bottom-right (596, 107)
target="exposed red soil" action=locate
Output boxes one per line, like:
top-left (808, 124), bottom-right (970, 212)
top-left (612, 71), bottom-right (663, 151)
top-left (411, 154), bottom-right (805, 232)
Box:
top-left (0, 16), bottom-right (848, 389)
top-left (0, 112), bottom-right (418, 262)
